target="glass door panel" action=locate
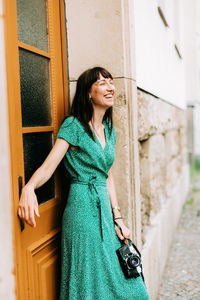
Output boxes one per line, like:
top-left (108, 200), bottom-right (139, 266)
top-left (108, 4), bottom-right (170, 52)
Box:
top-left (17, 0), bottom-right (55, 204)
top-left (19, 49), bottom-right (52, 127)
top-left (17, 0), bottom-right (49, 52)
top-left (23, 132), bottom-right (55, 204)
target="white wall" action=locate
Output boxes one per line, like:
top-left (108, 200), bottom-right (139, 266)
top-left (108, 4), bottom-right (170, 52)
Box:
top-left (0, 1), bottom-right (15, 299)
top-left (182, 0), bottom-right (200, 103)
top-left (134, 0), bottom-right (186, 109)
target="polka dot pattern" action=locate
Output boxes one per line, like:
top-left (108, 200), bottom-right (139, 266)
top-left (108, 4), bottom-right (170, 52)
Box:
top-left (57, 117), bottom-right (149, 300)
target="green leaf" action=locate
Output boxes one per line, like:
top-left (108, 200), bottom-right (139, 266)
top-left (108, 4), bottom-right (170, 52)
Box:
top-left (192, 187), bottom-right (200, 193)
top-left (186, 197), bottom-right (194, 205)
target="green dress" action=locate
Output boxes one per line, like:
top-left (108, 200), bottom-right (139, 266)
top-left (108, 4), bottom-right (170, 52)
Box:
top-left (57, 116), bottom-right (149, 300)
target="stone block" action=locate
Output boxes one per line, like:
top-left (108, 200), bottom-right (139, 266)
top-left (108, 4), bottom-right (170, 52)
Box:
top-left (140, 194), bottom-right (150, 244)
top-left (137, 90), bottom-right (180, 141)
top-left (139, 134), bottom-right (166, 217)
top-left (176, 108), bottom-right (187, 128)
top-left (138, 90), bottom-right (188, 241)
top-left (139, 134), bottom-right (166, 182)
top-left (165, 130), bottom-right (180, 162)
top-left (165, 157), bottom-right (182, 196)
top-left (65, 0), bottom-right (125, 81)
top-left (112, 78), bottom-right (132, 223)
top-left (142, 165), bottom-right (190, 300)
top-left (179, 127), bottom-right (188, 165)
top-left (141, 194), bottom-right (150, 224)
top-left (113, 78), bottom-right (127, 107)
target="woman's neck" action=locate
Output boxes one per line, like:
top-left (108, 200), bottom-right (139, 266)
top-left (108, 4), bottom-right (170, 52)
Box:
top-left (90, 106), bottom-right (106, 128)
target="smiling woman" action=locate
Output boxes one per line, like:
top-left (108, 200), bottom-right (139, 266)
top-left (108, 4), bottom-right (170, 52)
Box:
top-left (89, 75), bottom-right (115, 108)
top-left (18, 67), bottom-right (149, 300)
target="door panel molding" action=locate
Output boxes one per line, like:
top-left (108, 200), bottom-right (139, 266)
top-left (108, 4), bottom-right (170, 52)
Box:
top-left (26, 230), bottom-right (60, 300)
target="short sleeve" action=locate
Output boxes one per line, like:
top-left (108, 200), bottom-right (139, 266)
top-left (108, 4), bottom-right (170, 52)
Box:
top-left (56, 116), bottom-right (80, 146)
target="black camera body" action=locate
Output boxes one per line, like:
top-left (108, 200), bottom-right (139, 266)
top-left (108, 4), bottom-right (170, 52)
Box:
top-left (116, 240), bottom-right (143, 279)
top-left (114, 220), bottom-right (144, 281)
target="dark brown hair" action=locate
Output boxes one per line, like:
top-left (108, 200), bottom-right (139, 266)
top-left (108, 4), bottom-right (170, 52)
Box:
top-left (69, 66), bottom-right (114, 139)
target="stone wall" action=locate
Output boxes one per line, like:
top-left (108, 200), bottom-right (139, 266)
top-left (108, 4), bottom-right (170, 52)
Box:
top-left (137, 89), bottom-right (188, 243)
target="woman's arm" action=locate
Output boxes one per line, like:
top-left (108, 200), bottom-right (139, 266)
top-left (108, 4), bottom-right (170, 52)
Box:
top-left (18, 138), bottom-right (69, 228)
top-left (107, 167), bottom-right (130, 242)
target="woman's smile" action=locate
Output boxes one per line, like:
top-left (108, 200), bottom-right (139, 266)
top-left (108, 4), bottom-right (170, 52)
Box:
top-left (89, 73), bottom-right (115, 108)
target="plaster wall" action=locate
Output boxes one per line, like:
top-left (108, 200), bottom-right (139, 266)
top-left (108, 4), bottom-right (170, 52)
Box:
top-left (0, 1), bottom-right (15, 299)
top-left (182, 0), bottom-right (200, 103)
top-left (134, 0), bottom-right (186, 108)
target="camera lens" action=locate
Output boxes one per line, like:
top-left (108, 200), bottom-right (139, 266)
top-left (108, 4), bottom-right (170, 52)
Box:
top-left (127, 255), bottom-right (140, 268)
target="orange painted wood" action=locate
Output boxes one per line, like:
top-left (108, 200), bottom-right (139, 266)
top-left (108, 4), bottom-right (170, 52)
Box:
top-left (59, 0), bottom-right (69, 117)
top-left (18, 41), bottom-right (50, 58)
top-left (4, 0), bottom-right (67, 299)
top-left (22, 127), bottom-right (54, 134)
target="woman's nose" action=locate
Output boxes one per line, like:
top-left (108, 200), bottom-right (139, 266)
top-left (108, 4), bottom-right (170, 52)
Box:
top-left (107, 83), bottom-right (115, 91)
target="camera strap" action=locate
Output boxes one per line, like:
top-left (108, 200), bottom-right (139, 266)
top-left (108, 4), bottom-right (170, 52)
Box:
top-left (114, 221), bottom-right (141, 258)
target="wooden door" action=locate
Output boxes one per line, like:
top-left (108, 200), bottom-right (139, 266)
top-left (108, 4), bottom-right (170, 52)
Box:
top-left (4, 0), bottom-right (68, 299)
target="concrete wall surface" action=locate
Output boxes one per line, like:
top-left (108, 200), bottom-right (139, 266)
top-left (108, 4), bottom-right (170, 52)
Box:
top-left (138, 89), bottom-right (189, 298)
top-left (0, 1), bottom-right (15, 299)
top-left (142, 163), bottom-right (189, 299)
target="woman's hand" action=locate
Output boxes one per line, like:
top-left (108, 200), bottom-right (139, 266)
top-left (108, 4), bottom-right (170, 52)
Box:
top-left (114, 219), bottom-right (130, 244)
top-left (17, 185), bottom-right (40, 228)
top-left (17, 139), bottom-right (70, 228)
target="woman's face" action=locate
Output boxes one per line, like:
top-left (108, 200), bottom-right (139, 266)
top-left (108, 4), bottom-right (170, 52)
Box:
top-left (89, 73), bottom-right (115, 109)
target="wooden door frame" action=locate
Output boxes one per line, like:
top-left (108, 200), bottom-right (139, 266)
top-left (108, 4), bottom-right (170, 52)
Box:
top-left (4, 0), bottom-right (68, 298)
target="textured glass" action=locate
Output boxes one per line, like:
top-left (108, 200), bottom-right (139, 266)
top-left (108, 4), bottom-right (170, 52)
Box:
top-left (23, 132), bottom-right (55, 204)
top-left (19, 49), bottom-right (52, 127)
top-left (17, 0), bottom-right (48, 51)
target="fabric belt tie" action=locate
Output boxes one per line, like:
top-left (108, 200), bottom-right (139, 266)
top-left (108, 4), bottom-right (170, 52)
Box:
top-left (71, 176), bottom-right (107, 241)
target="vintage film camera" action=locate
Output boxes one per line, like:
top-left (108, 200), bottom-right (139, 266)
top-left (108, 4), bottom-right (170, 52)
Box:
top-left (115, 221), bottom-right (144, 281)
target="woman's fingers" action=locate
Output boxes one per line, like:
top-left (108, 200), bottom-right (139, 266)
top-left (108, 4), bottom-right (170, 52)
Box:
top-left (18, 207), bottom-right (22, 218)
top-left (20, 206), bottom-right (25, 219)
top-left (122, 228), bottom-right (130, 239)
top-left (34, 203), bottom-right (40, 218)
top-left (115, 225), bottom-right (124, 240)
top-left (29, 205), bottom-right (36, 227)
top-left (24, 204), bottom-right (29, 221)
